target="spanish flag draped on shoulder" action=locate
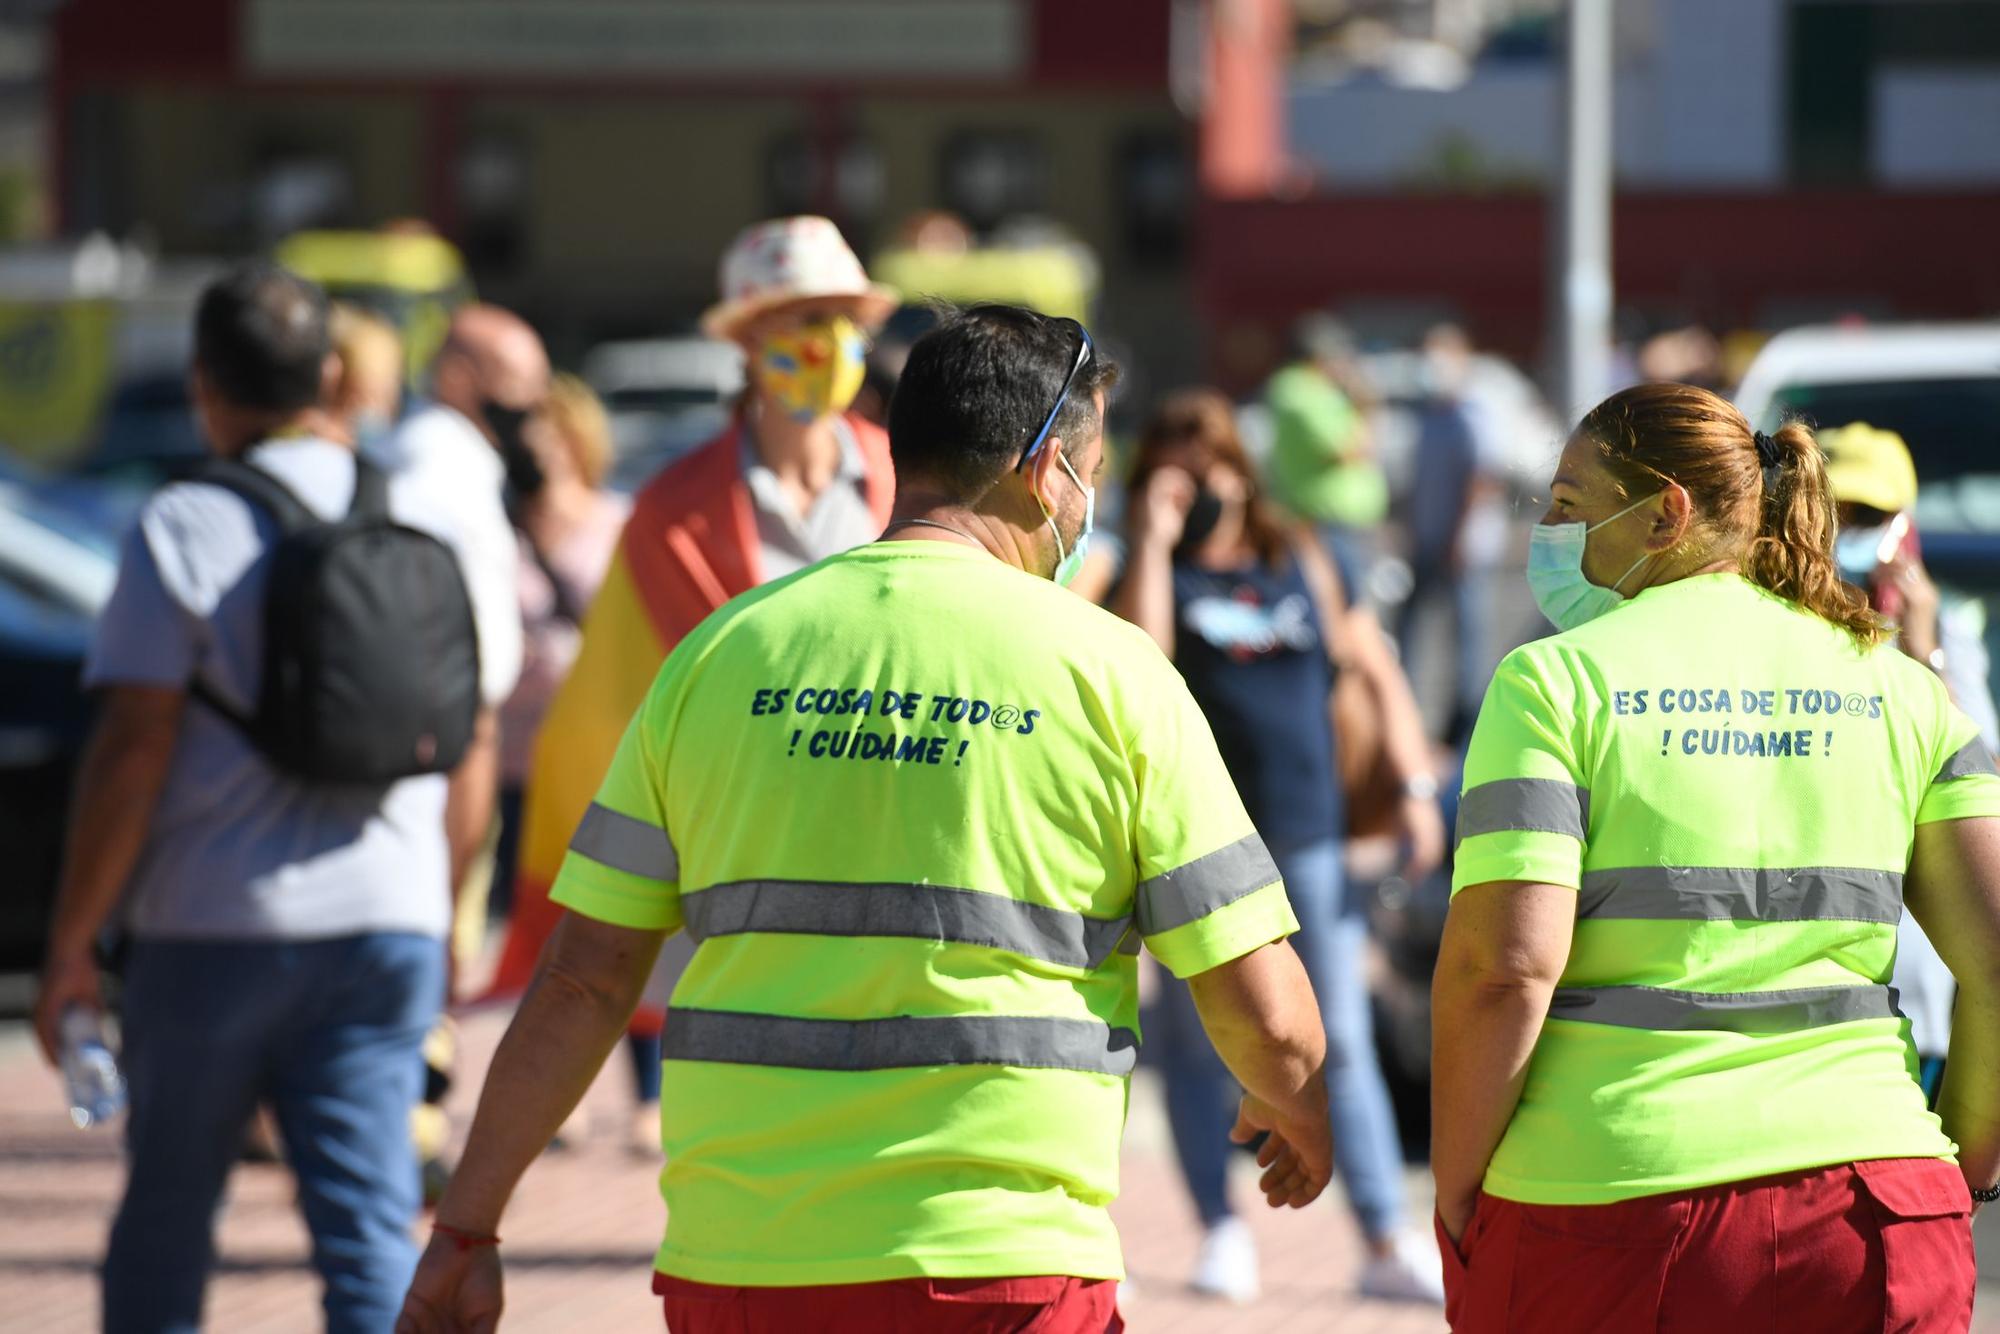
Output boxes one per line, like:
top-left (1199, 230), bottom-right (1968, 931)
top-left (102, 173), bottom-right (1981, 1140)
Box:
top-left (487, 416), bottom-right (896, 995)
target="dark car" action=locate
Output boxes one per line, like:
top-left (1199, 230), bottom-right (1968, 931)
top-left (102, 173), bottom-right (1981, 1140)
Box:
top-left (0, 470), bottom-right (120, 968)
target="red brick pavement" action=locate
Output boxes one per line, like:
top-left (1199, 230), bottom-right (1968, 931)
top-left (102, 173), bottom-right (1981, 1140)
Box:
top-left (0, 1005), bottom-right (1450, 1333)
top-left (1, 1010), bottom-right (1991, 1333)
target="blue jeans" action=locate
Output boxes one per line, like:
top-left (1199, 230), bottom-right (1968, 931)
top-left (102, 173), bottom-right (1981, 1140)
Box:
top-left (1155, 836), bottom-right (1406, 1240)
top-left (105, 933), bottom-right (445, 1334)
top-left (1396, 555), bottom-right (1491, 738)
top-left (628, 1030), bottom-right (663, 1103)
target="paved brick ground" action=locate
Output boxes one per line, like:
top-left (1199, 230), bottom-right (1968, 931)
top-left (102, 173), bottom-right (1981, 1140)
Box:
top-left (3, 1006), bottom-right (1995, 1333)
top-left (0, 1004), bottom-right (1449, 1333)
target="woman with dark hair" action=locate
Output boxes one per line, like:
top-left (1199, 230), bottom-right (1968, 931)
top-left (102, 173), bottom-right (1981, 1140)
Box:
top-left (1114, 388), bottom-right (1446, 1304)
top-left (1433, 382), bottom-right (2000, 1331)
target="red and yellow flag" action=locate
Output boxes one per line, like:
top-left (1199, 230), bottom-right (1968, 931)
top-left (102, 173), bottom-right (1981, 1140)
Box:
top-left (488, 417), bottom-right (894, 993)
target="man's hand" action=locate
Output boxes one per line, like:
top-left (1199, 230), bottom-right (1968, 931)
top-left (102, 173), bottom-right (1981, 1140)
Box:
top-left (1397, 791), bottom-right (1447, 882)
top-left (395, 1234), bottom-right (503, 1334)
top-left (1230, 1091), bottom-right (1333, 1209)
top-left (35, 683), bottom-right (184, 1068)
top-left (33, 946), bottom-right (102, 1067)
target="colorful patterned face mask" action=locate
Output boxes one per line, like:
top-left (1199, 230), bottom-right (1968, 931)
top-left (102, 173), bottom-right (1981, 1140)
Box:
top-left (755, 315), bottom-right (867, 422)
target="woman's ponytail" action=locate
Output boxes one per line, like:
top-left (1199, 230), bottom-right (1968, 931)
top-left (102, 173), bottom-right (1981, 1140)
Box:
top-left (1742, 420), bottom-right (1885, 646)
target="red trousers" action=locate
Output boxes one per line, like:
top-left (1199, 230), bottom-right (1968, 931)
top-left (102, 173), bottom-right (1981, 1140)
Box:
top-left (655, 1272), bottom-right (1122, 1333)
top-left (1437, 1158), bottom-right (1975, 1333)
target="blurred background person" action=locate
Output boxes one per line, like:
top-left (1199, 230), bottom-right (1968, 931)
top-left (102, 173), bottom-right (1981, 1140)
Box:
top-left (1824, 420), bottom-right (2000, 1109)
top-left (32, 263), bottom-right (473, 1333)
top-left (223, 298), bottom-right (414, 1168)
top-left (495, 372), bottom-right (629, 909)
top-left (490, 371), bottom-right (657, 1153)
top-left (486, 217), bottom-right (898, 1080)
top-left (1113, 388), bottom-right (1444, 1306)
top-left (1263, 313), bottom-right (1388, 587)
top-left (325, 303), bottom-right (405, 449)
top-left (1825, 421), bottom-right (1997, 741)
top-left (1395, 324), bottom-right (1508, 748)
top-left (378, 304), bottom-right (546, 1195)
top-left (379, 303), bottom-right (544, 949)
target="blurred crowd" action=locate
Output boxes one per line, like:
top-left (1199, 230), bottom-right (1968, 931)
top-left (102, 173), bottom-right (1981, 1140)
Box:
top-left (18, 207), bottom-right (1990, 1329)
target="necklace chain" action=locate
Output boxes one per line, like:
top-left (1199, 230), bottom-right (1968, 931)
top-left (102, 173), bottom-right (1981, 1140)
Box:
top-left (882, 517), bottom-right (987, 548)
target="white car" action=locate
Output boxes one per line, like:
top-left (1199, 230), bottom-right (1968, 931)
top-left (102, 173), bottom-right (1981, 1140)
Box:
top-left (583, 337), bottom-right (745, 492)
top-left (1734, 322), bottom-right (2000, 536)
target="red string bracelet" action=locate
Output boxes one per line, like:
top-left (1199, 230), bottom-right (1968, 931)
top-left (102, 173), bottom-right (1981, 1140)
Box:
top-left (433, 1222), bottom-right (501, 1251)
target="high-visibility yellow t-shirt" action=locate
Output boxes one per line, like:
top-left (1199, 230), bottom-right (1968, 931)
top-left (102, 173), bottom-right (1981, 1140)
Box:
top-left (1454, 573), bottom-right (2000, 1205)
top-left (551, 541), bottom-right (1298, 1285)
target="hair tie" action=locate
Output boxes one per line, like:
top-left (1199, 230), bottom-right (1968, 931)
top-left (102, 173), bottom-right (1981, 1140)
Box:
top-left (1752, 430), bottom-right (1783, 493)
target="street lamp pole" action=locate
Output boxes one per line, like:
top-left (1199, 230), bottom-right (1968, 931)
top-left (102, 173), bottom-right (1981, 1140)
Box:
top-left (1552, 0), bottom-right (1614, 422)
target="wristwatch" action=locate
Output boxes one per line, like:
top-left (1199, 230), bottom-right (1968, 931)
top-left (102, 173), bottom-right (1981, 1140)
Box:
top-left (1402, 774), bottom-right (1440, 802)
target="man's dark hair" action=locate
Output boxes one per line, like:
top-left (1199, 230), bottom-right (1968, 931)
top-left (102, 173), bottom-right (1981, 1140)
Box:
top-left (888, 304), bottom-right (1120, 500)
top-left (193, 262), bottom-right (331, 413)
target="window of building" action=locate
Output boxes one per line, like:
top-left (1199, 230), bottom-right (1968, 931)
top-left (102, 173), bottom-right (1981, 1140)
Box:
top-left (939, 130), bottom-right (1046, 232)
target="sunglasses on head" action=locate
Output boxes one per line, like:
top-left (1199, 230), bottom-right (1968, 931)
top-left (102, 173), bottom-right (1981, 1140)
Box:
top-left (1014, 319), bottom-right (1095, 472)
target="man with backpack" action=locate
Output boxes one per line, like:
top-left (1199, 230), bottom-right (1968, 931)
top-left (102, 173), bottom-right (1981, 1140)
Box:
top-left (33, 261), bottom-right (489, 1334)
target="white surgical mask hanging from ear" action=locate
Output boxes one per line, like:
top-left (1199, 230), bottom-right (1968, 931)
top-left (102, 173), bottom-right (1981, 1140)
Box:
top-left (1039, 447), bottom-right (1096, 586)
top-left (1525, 492), bottom-right (1660, 631)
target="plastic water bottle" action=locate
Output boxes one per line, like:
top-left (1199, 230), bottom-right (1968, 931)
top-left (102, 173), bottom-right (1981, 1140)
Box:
top-left (58, 1005), bottom-right (126, 1129)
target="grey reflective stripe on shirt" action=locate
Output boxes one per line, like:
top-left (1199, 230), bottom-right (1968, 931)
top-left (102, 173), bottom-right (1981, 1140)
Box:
top-left (569, 803), bottom-right (679, 881)
top-left (680, 879), bottom-right (1133, 970)
top-left (664, 1008), bottom-right (1141, 1077)
top-left (1936, 739), bottom-right (2000, 783)
top-left (1136, 834), bottom-right (1281, 936)
top-left (1549, 982), bottom-right (1901, 1034)
top-left (1576, 866), bottom-right (1903, 924)
top-left (1455, 778), bottom-right (1589, 846)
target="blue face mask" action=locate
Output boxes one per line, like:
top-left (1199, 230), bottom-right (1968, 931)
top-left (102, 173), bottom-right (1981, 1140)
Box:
top-left (1526, 493), bottom-right (1659, 631)
top-left (1042, 448), bottom-right (1096, 587)
top-left (1834, 526), bottom-right (1887, 580)
top-left (351, 409), bottom-right (394, 449)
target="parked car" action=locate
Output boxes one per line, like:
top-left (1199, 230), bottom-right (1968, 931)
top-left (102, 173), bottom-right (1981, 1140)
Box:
top-left (0, 468), bottom-right (121, 969)
top-left (582, 336), bottom-right (744, 492)
top-left (1736, 321), bottom-right (2000, 667)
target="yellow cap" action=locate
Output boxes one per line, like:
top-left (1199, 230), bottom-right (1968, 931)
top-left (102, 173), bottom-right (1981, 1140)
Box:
top-left (1819, 422), bottom-right (1917, 514)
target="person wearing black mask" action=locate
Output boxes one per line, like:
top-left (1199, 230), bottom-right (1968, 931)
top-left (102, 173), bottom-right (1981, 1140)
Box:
top-left (1113, 388), bottom-right (1446, 1305)
top-left (375, 304), bottom-right (545, 1193)
top-left (389, 302), bottom-right (548, 912)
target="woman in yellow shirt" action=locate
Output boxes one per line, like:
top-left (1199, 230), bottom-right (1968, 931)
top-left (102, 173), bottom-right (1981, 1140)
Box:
top-left (1431, 382), bottom-right (2000, 1332)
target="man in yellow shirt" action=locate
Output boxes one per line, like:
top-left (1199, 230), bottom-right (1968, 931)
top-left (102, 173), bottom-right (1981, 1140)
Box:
top-left (396, 306), bottom-right (1332, 1333)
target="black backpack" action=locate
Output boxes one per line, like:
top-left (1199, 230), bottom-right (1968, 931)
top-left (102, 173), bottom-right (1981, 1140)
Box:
top-left (192, 453), bottom-right (482, 784)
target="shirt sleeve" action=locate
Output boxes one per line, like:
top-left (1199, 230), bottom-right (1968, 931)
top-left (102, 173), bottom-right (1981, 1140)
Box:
top-left (461, 472), bottom-right (525, 708)
top-left (1916, 711), bottom-right (2000, 826)
top-left (82, 519), bottom-right (199, 690)
top-left (1131, 671), bottom-right (1299, 979)
top-left (1452, 647), bottom-right (1588, 894)
top-left (395, 409), bottom-right (524, 707)
top-left (547, 671), bottom-right (683, 933)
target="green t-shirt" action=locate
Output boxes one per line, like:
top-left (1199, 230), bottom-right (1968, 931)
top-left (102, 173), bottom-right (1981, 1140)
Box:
top-left (552, 541), bottom-right (1297, 1285)
top-left (1455, 573), bottom-right (2000, 1205)
top-left (1264, 362), bottom-right (1387, 528)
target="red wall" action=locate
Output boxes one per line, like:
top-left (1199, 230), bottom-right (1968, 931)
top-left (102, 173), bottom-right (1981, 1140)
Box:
top-left (1198, 190), bottom-right (2000, 389)
top-left (52, 0), bottom-right (1169, 91)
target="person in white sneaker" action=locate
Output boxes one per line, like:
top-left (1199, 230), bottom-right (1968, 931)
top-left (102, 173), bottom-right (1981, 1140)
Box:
top-left (1114, 391), bottom-right (1445, 1307)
